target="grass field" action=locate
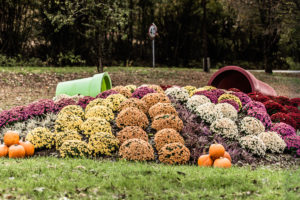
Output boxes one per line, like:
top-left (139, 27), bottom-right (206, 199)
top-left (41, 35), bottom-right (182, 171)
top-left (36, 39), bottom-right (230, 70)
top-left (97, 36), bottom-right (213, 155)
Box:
top-left (0, 157), bottom-right (299, 200)
top-left (0, 66), bottom-right (299, 110)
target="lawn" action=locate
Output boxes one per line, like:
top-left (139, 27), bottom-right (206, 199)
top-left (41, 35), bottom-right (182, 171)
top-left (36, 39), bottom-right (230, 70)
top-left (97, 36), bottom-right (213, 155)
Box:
top-left (0, 157), bottom-right (299, 200)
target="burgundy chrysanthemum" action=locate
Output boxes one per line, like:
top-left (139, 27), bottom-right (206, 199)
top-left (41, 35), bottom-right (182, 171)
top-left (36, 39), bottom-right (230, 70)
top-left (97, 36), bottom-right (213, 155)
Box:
top-left (274, 96), bottom-right (291, 106)
top-left (228, 88), bottom-right (241, 93)
top-left (194, 90), bottom-right (218, 104)
top-left (131, 87), bottom-right (156, 99)
top-left (271, 112), bottom-right (297, 129)
top-left (287, 112), bottom-right (300, 130)
top-left (264, 100), bottom-right (287, 115)
top-left (96, 89), bottom-right (119, 99)
top-left (160, 85), bottom-right (173, 91)
top-left (77, 96), bottom-right (96, 109)
top-left (54, 98), bottom-right (77, 113)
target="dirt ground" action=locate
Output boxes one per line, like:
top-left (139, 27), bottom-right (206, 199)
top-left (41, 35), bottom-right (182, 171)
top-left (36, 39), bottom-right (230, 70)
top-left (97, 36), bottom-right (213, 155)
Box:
top-left (0, 68), bottom-right (299, 110)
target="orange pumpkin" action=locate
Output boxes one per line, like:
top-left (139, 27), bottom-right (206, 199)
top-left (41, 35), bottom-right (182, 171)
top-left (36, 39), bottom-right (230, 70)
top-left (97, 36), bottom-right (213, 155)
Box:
top-left (223, 151), bottom-right (231, 162)
top-left (4, 131), bottom-right (20, 147)
top-left (8, 144), bottom-right (25, 158)
top-left (197, 154), bottom-right (213, 167)
top-left (19, 141), bottom-right (35, 156)
top-left (209, 144), bottom-right (225, 160)
top-left (213, 157), bottom-right (231, 168)
top-left (0, 144), bottom-right (8, 157)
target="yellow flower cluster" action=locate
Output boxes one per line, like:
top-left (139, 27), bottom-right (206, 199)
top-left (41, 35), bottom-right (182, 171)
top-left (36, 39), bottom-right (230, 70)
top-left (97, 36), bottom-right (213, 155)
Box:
top-left (154, 128), bottom-right (184, 151)
top-left (80, 117), bottom-right (112, 136)
top-left (55, 114), bottom-right (83, 132)
top-left (88, 132), bottom-right (119, 156)
top-left (148, 103), bottom-right (177, 119)
top-left (190, 86), bottom-right (216, 96)
top-left (124, 85), bottom-right (137, 93)
top-left (116, 126), bottom-right (148, 144)
top-left (85, 105), bottom-right (114, 121)
top-left (116, 107), bottom-right (149, 129)
top-left (105, 94), bottom-right (127, 111)
top-left (59, 140), bottom-right (91, 158)
top-left (140, 84), bottom-right (164, 93)
top-left (85, 98), bottom-right (114, 112)
top-left (119, 138), bottom-right (154, 161)
top-left (141, 93), bottom-right (170, 111)
top-left (58, 105), bottom-right (85, 120)
top-left (151, 114), bottom-right (183, 132)
top-left (183, 85), bottom-right (197, 96)
top-left (26, 127), bottom-right (55, 149)
top-left (158, 142), bottom-right (190, 165)
top-left (218, 94), bottom-right (242, 110)
top-left (55, 129), bottom-right (82, 150)
top-left (113, 86), bottom-right (132, 98)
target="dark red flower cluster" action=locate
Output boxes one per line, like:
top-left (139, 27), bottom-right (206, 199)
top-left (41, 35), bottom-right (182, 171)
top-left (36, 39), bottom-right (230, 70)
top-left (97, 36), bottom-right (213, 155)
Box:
top-left (288, 112), bottom-right (300, 130)
top-left (194, 90), bottom-right (218, 104)
top-left (160, 85), bottom-right (173, 91)
top-left (271, 112), bottom-right (297, 129)
top-left (248, 92), bottom-right (271, 103)
top-left (131, 87), bottom-right (156, 99)
top-left (263, 100), bottom-right (287, 116)
top-left (290, 98), bottom-right (300, 107)
top-left (228, 88), bottom-right (241, 92)
top-left (274, 96), bottom-right (291, 106)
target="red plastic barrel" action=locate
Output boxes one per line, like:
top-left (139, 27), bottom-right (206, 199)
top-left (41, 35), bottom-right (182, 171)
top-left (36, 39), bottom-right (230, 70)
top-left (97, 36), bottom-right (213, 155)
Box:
top-left (208, 66), bottom-right (277, 96)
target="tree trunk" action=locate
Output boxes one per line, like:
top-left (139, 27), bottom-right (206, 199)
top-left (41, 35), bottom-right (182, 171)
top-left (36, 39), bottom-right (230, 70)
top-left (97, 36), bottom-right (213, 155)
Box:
top-left (97, 36), bottom-right (103, 73)
top-left (202, 0), bottom-right (209, 72)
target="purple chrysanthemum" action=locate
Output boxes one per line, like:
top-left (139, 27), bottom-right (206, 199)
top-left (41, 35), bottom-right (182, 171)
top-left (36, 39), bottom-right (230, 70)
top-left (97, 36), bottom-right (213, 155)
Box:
top-left (284, 135), bottom-right (300, 157)
top-left (96, 89), bottom-right (119, 99)
top-left (131, 87), bottom-right (156, 99)
top-left (247, 109), bottom-right (272, 129)
top-left (77, 96), bottom-right (96, 109)
top-left (243, 101), bottom-right (267, 113)
top-left (194, 91), bottom-right (218, 104)
top-left (270, 122), bottom-right (296, 138)
top-left (233, 92), bottom-right (252, 107)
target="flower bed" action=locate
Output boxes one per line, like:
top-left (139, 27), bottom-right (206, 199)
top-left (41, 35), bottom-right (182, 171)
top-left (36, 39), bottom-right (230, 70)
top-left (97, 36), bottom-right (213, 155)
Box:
top-left (0, 83), bottom-right (299, 166)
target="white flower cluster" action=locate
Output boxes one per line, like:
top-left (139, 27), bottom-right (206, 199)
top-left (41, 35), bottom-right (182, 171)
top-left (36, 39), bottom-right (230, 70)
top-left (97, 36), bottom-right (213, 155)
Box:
top-left (240, 117), bottom-right (265, 136)
top-left (214, 103), bottom-right (238, 121)
top-left (165, 87), bottom-right (189, 103)
top-left (240, 135), bottom-right (266, 157)
top-left (258, 131), bottom-right (286, 153)
top-left (210, 118), bottom-right (239, 140)
top-left (195, 103), bottom-right (217, 124)
top-left (186, 95), bottom-right (211, 113)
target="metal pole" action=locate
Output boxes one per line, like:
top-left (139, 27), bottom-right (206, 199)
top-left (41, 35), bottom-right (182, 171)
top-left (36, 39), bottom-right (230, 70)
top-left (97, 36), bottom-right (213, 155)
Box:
top-left (152, 39), bottom-right (155, 68)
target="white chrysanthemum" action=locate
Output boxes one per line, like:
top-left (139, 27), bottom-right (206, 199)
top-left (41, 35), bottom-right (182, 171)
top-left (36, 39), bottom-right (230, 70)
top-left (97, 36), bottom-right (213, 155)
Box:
top-left (240, 135), bottom-right (266, 157)
top-left (258, 131), bottom-right (286, 153)
top-left (165, 87), bottom-right (189, 103)
top-left (214, 103), bottom-right (238, 121)
top-left (195, 103), bottom-right (216, 124)
top-left (186, 95), bottom-right (211, 113)
top-left (240, 117), bottom-right (265, 136)
top-left (210, 118), bottom-right (239, 140)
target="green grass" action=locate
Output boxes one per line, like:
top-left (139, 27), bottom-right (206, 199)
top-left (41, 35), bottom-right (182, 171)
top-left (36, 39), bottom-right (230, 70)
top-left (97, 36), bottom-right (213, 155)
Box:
top-left (0, 157), bottom-right (299, 199)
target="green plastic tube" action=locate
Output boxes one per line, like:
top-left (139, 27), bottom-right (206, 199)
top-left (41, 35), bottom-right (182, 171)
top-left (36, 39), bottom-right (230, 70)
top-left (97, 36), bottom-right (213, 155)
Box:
top-left (55, 72), bottom-right (112, 97)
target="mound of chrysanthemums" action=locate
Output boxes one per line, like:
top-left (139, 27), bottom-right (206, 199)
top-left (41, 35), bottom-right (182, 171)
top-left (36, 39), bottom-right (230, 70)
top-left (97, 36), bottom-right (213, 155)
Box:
top-left (0, 84), bottom-right (299, 166)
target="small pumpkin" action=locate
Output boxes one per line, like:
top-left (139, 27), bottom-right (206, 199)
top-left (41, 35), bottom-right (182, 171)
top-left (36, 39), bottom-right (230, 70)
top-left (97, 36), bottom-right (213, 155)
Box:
top-left (223, 151), bottom-right (231, 162)
top-left (4, 131), bottom-right (20, 147)
top-left (0, 144), bottom-right (8, 157)
top-left (197, 154), bottom-right (213, 167)
top-left (209, 144), bottom-right (225, 160)
top-left (8, 144), bottom-right (25, 159)
top-left (213, 157), bottom-right (231, 168)
top-left (19, 141), bottom-right (35, 156)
